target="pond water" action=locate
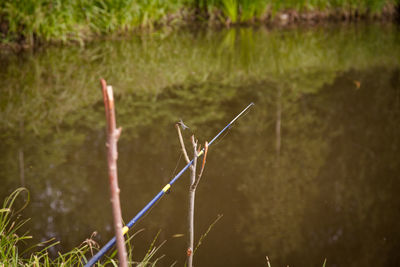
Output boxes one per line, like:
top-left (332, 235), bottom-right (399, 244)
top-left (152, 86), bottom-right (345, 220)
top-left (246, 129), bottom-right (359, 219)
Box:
top-left (1, 23), bottom-right (400, 266)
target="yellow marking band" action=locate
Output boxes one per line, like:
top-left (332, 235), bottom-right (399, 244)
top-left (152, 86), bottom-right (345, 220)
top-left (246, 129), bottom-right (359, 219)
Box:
top-left (122, 226), bottom-right (129, 235)
top-left (198, 150), bottom-right (204, 156)
top-left (162, 184), bottom-right (171, 192)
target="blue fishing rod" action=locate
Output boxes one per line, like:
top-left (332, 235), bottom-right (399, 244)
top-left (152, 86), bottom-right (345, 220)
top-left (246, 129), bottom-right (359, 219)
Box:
top-left (84, 102), bottom-right (254, 267)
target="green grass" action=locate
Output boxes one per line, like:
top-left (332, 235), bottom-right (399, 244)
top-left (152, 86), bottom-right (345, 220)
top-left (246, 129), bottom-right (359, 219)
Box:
top-left (208, 0), bottom-right (396, 22)
top-left (0, 188), bottom-right (164, 266)
top-left (0, 0), bottom-right (397, 45)
top-left (0, 0), bottom-right (187, 45)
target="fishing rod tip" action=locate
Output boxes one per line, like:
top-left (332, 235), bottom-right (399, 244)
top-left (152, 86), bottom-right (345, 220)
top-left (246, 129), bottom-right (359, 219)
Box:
top-left (250, 102), bottom-right (255, 106)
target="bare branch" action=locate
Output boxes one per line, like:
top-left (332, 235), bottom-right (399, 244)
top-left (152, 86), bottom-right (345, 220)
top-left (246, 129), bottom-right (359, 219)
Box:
top-left (175, 123), bottom-right (190, 164)
top-left (193, 141), bottom-right (208, 189)
top-left (100, 79), bottom-right (128, 267)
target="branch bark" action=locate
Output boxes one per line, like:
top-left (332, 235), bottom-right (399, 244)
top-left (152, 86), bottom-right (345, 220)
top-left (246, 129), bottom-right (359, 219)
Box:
top-left (175, 128), bottom-right (209, 267)
top-left (187, 135), bottom-right (197, 267)
top-left (193, 141), bottom-right (208, 189)
top-left (100, 79), bottom-right (128, 267)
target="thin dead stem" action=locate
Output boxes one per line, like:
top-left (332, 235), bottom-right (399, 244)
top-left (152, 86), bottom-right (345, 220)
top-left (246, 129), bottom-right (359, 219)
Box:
top-left (194, 141), bottom-right (208, 189)
top-left (175, 123), bottom-right (190, 164)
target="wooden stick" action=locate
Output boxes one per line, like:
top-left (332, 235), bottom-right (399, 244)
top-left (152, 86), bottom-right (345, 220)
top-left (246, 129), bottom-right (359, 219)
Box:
top-left (100, 79), bottom-right (128, 267)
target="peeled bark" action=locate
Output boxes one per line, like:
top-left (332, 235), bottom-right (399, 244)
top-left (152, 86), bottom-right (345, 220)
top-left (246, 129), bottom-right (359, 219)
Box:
top-left (100, 79), bottom-right (128, 267)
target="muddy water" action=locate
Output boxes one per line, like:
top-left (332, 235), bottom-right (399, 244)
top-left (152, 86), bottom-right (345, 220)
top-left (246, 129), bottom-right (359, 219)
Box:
top-left (0, 23), bottom-right (399, 266)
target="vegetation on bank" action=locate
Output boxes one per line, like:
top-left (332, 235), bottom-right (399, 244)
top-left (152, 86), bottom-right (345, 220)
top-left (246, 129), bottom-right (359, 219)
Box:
top-left (0, 188), bottom-right (164, 266)
top-left (0, 0), bottom-right (397, 46)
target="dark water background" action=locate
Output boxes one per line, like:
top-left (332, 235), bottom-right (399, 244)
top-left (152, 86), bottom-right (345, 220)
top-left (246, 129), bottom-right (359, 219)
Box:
top-left (1, 23), bottom-right (400, 266)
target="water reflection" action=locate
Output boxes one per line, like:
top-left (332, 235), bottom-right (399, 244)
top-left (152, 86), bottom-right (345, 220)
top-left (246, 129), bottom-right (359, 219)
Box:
top-left (0, 24), bottom-right (399, 266)
top-left (232, 67), bottom-right (400, 267)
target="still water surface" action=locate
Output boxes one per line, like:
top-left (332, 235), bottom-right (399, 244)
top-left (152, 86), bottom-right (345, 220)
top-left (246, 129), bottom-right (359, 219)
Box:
top-left (0, 23), bottom-right (399, 266)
